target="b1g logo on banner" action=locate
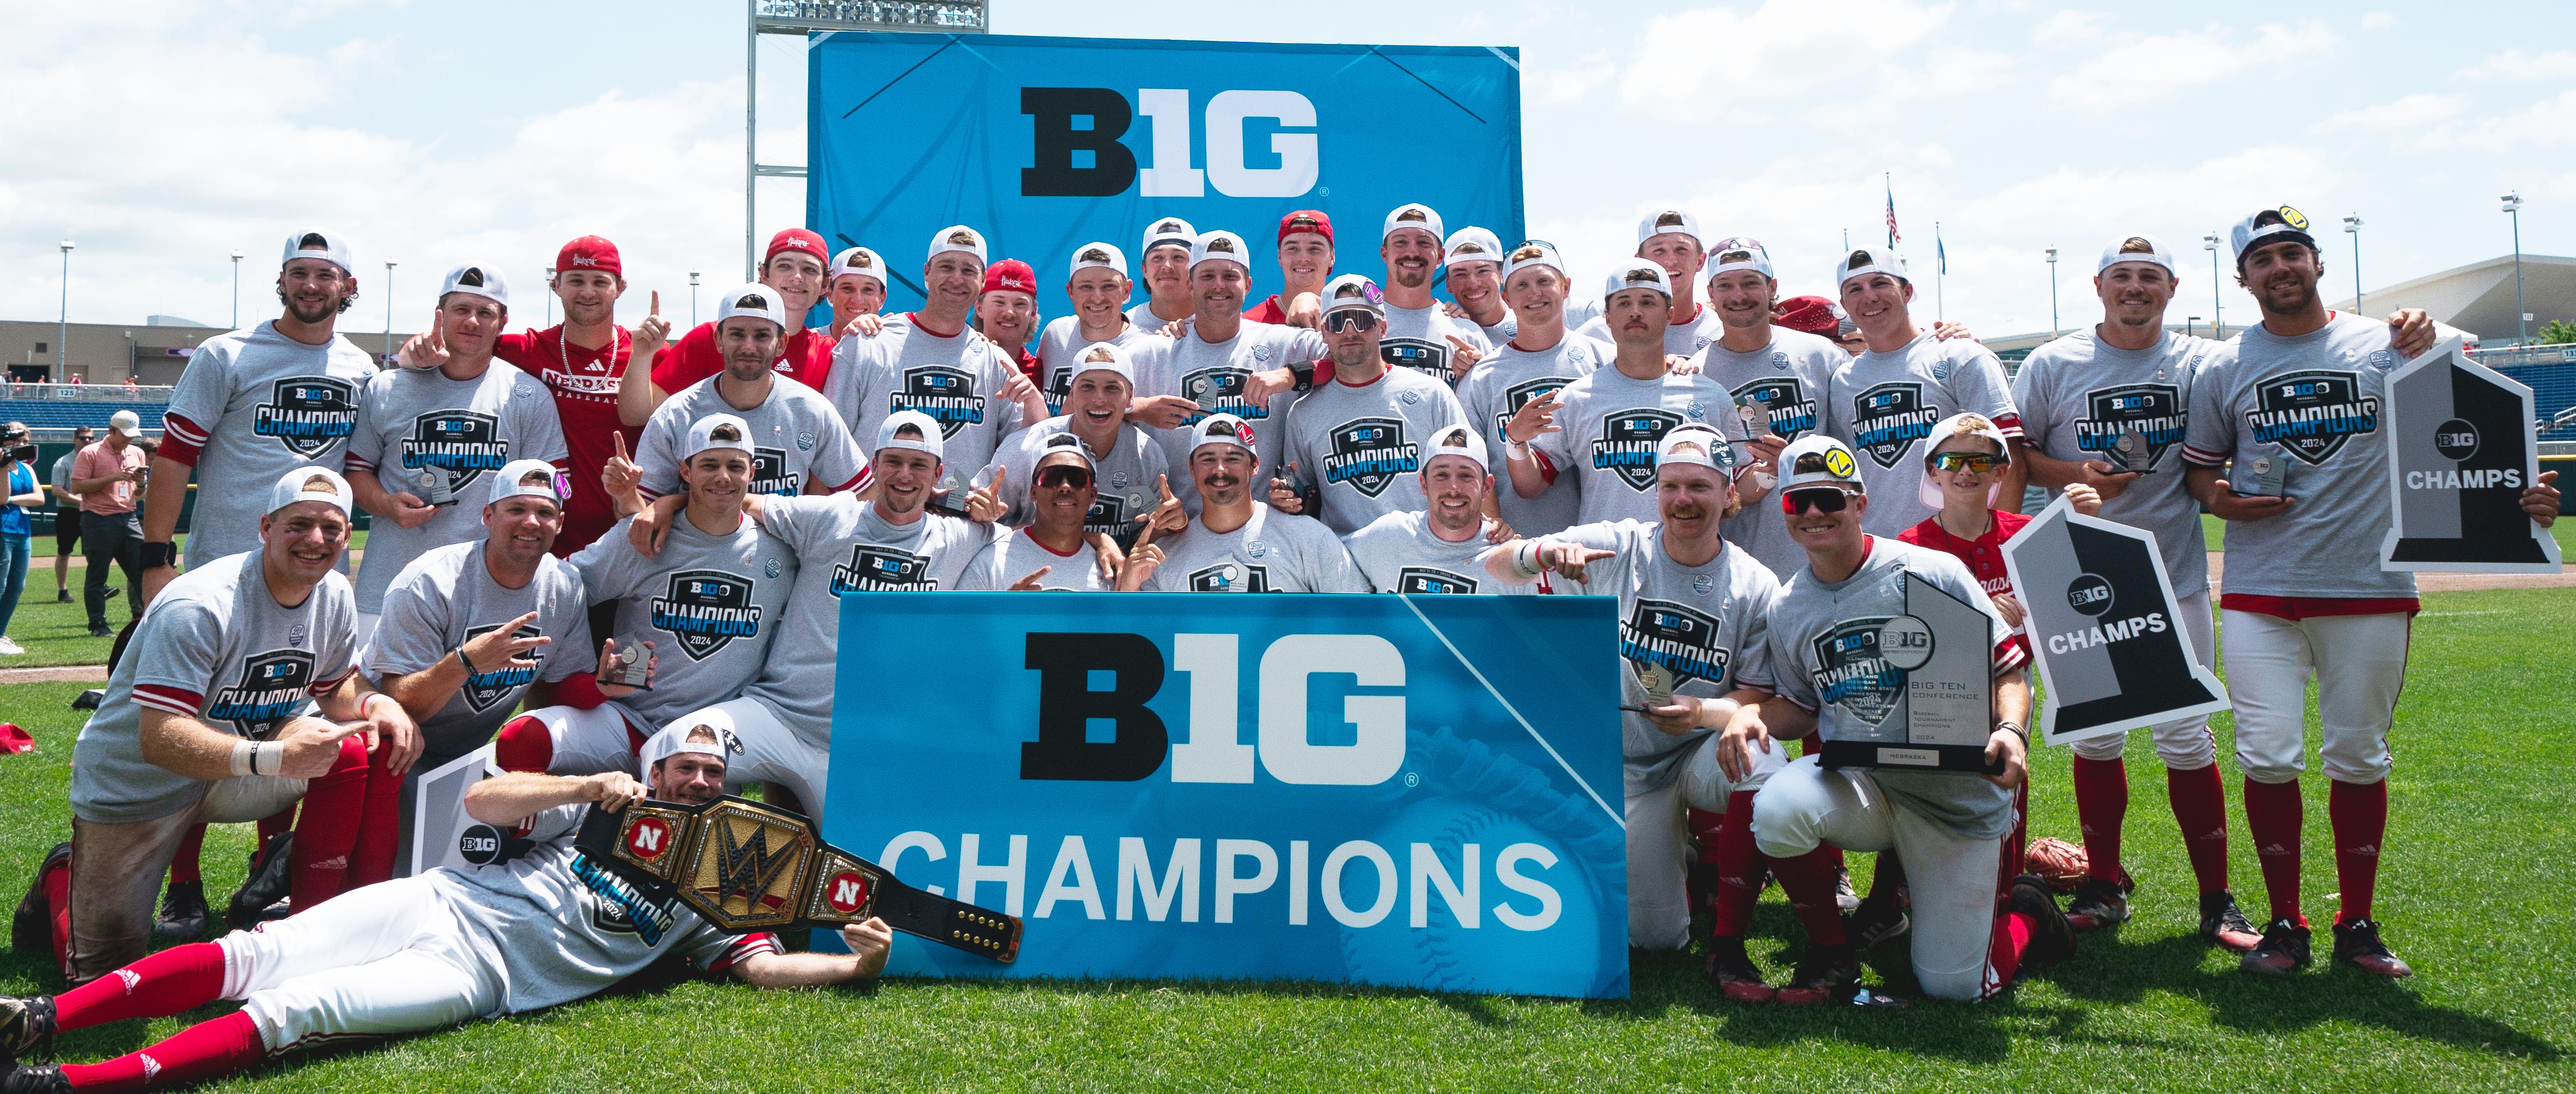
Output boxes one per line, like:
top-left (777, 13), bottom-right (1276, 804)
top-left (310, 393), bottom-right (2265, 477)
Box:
top-left (807, 33), bottom-right (1523, 313)
top-left (825, 592), bottom-right (1627, 998)
top-left (2378, 338), bottom-right (2561, 574)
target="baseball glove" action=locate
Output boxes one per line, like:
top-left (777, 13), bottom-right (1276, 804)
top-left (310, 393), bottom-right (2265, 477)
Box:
top-left (2023, 837), bottom-right (2091, 893)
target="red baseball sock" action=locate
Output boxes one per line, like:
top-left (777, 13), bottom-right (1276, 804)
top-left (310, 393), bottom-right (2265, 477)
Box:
top-left (2166, 763), bottom-right (2232, 894)
top-left (1707, 792), bottom-right (1761, 938)
top-left (1766, 847), bottom-right (1847, 946)
top-left (53, 943), bottom-right (226, 1030)
top-left (256, 806), bottom-right (294, 847)
top-left (166, 825), bottom-right (205, 886)
top-left (61, 1010), bottom-right (265, 1092)
top-left (1686, 807), bottom-right (1723, 865)
top-left (2328, 778), bottom-right (2389, 926)
top-left (2070, 756), bottom-right (2127, 883)
top-left (1989, 911), bottom-right (2036, 994)
top-left (492, 714), bottom-right (553, 773)
top-left (347, 741), bottom-right (403, 887)
top-left (43, 853), bottom-right (72, 979)
top-left (288, 736), bottom-right (370, 911)
top-left (2241, 778), bottom-right (2305, 926)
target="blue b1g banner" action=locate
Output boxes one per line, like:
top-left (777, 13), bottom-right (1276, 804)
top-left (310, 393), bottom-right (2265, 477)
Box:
top-left (806, 33), bottom-right (1525, 313)
top-left (825, 592), bottom-right (1626, 998)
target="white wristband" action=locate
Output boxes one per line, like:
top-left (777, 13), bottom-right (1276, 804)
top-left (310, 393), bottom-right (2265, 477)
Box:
top-left (1506, 439), bottom-right (1533, 461)
top-left (1511, 540), bottom-right (1543, 578)
top-left (230, 740), bottom-right (256, 778)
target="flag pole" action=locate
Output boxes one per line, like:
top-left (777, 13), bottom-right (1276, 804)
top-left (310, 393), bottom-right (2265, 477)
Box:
top-left (1935, 221), bottom-right (1945, 322)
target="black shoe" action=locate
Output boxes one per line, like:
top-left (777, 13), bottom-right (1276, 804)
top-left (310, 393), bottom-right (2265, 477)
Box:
top-left (226, 832), bottom-right (294, 931)
top-left (2239, 917), bottom-right (2312, 976)
top-left (1848, 892), bottom-right (1909, 950)
top-left (0, 1062), bottom-right (69, 1094)
top-left (154, 880), bottom-right (209, 940)
top-left (0, 995), bottom-right (57, 1064)
top-left (2200, 890), bottom-right (2262, 952)
top-left (2066, 876), bottom-right (2131, 932)
top-left (83, 624), bottom-right (108, 639)
top-left (1703, 934), bottom-right (1775, 1003)
top-left (1835, 864), bottom-right (1861, 913)
top-left (52, 590), bottom-right (67, 604)
top-left (10, 845), bottom-right (69, 960)
top-left (2331, 918), bottom-right (2414, 978)
top-left (1686, 861), bottom-right (1719, 916)
top-left (2009, 874), bottom-right (2078, 967)
top-left (1775, 942), bottom-right (1862, 1005)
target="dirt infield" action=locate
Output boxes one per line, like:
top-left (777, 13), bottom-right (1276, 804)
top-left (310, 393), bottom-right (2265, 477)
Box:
top-left (2205, 553), bottom-right (2576, 592)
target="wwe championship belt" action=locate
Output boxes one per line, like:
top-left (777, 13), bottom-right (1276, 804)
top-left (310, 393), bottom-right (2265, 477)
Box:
top-left (575, 795), bottom-right (1021, 962)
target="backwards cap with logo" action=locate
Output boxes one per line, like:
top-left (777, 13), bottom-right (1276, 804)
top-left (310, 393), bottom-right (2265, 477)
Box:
top-left (1706, 236), bottom-right (1775, 281)
top-left (1067, 342), bottom-right (1134, 388)
top-left (1035, 430), bottom-right (1098, 473)
top-left (1655, 424), bottom-right (1737, 476)
top-left (927, 224), bottom-right (989, 265)
top-left (487, 458), bottom-right (568, 509)
top-left (1777, 435), bottom-right (1865, 494)
top-left (1603, 260), bottom-right (1674, 301)
top-left (1278, 209), bottom-right (1333, 245)
top-left (267, 466), bottom-right (353, 518)
top-left (1501, 241), bottom-right (1566, 282)
top-left (280, 229), bottom-right (355, 277)
top-left (1442, 227), bottom-right (1504, 269)
top-left (684, 412), bottom-right (756, 460)
top-left (1068, 241), bottom-right (1128, 279)
top-left (1320, 273), bottom-right (1386, 316)
top-left (1191, 412), bottom-right (1259, 461)
top-left (1637, 208), bottom-right (1702, 248)
top-left (637, 719), bottom-right (741, 781)
top-left (1834, 247), bottom-right (1907, 289)
top-left (1917, 411), bottom-right (2012, 510)
top-left (1420, 423), bottom-right (1490, 474)
top-left (830, 246), bottom-right (886, 284)
top-left (2097, 233), bottom-right (2175, 275)
top-left (1381, 203), bottom-right (1447, 245)
top-left (1189, 230), bottom-right (1250, 272)
top-left (557, 236), bottom-right (622, 279)
top-left (715, 283), bottom-right (786, 330)
top-left (2227, 205), bottom-right (2316, 267)
top-left (1142, 216), bottom-right (1198, 255)
top-left (439, 263), bottom-right (510, 310)
top-left (877, 409), bottom-right (946, 461)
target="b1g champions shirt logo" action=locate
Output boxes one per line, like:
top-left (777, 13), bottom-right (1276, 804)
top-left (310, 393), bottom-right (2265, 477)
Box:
top-left (891, 366), bottom-right (985, 438)
top-left (832, 543), bottom-right (936, 593)
top-left (1494, 378), bottom-right (1568, 438)
top-left (1397, 566), bottom-right (1478, 595)
top-left (402, 410), bottom-right (509, 491)
top-left (1811, 618), bottom-right (1902, 727)
top-left (2247, 370), bottom-right (2379, 465)
top-left (749, 448), bottom-right (799, 496)
top-left (253, 378), bottom-right (358, 458)
top-left (1851, 382), bottom-right (1938, 469)
top-left (206, 649), bottom-right (315, 736)
top-left (1595, 409), bottom-right (1682, 491)
top-left (1379, 339), bottom-right (1449, 382)
top-left (458, 621), bottom-right (542, 711)
top-left (2077, 383), bottom-right (2185, 472)
top-left (651, 570), bottom-right (763, 660)
top-left (1622, 599), bottom-right (1729, 685)
top-left (1324, 417), bottom-right (1419, 498)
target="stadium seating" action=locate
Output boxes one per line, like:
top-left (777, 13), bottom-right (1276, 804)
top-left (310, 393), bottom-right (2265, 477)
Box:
top-left (0, 399), bottom-right (170, 431)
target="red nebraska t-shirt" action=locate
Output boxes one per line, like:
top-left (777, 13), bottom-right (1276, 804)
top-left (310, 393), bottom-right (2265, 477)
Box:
top-left (1899, 509), bottom-right (2032, 657)
top-left (495, 326), bottom-right (641, 556)
top-left (648, 323), bottom-right (837, 399)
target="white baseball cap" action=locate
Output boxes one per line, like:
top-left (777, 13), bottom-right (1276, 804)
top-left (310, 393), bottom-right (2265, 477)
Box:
top-left (1917, 411), bottom-right (2012, 510)
top-left (683, 413), bottom-right (756, 461)
top-left (927, 224), bottom-right (989, 265)
top-left (1033, 431), bottom-right (1097, 474)
top-left (439, 263), bottom-right (510, 310)
top-left (715, 284), bottom-right (787, 330)
top-left (1320, 274), bottom-right (1387, 316)
top-left (108, 409), bottom-right (142, 438)
top-left (1189, 230), bottom-right (1251, 272)
top-left (1142, 216), bottom-right (1197, 255)
top-left (1834, 247), bottom-right (1907, 289)
top-left (1706, 237), bottom-right (1775, 280)
top-left (831, 246), bottom-right (887, 285)
top-left (1655, 424), bottom-right (1736, 476)
top-left (2228, 205), bottom-right (2316, 266)
top-left (1500, 241), bottom-right (1566, 282)
top-left (1603, 260), bottom-right (1674, 302)
top-left (2096, 233), bottom-right (2176, 276)
top-left (1636, 208), bottom-right (1701, 248)
top-left (486, 458), bottom-right (567, 509)
top-left (638, 718), bottom-right (742, 781)
top-left (1382, 203), bottom-right (1446, 245)
top-left (267, 466), bottom-right (353, 519)
top-left (1777, 435), bottom-right (1865, 494)
top-left (1067, 342), bottom-right (1135, 388)
top-left (876, 409), bottom-right (945, 461)
top-left (1068, 241), bottom-right (1128, 279)
top-left (1442, 227), bottom-right (1503, 269)
top-left (1420, 423), bottom-right (1490, 474)
top-left (280, 229), bottom-right (354, 276)
top-left (1189, 413), bottom-right (1259, 461)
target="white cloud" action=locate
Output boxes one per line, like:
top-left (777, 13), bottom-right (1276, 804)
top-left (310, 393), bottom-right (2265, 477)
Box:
top-left (1532, 50), bottom-right (1616, 106)
top-left (2414, 89), bottom-right (2576, 152)
top-left (2360, 11), bottom-right (2396, 29)
top-left (1617, 0), bottom-right (1956, 107)
top-left (2316, 93), bottom-right (2469, 134)
top-left (2031, 10), bottom-right (2105, 46)
top-left (2046, 21), bottom-right (2337, 112)
top-left (2456, 48), bottom-right (2576, 81)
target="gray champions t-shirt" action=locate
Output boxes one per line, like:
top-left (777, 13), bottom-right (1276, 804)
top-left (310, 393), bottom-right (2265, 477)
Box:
top-left (1143, 503), bottom-right (1370, 593)
top-left (1826, 331), bottom-right (2021, 537)
top-left (1766, 536), bottom-right (2023, 838)
top-left (1035, 316), bottom-right (1158, 416)
top-left (635, 374), bottom-right (868, 504)
top-left (827, 314), bottom-right (1030, 494)
top-left (957, 528), bottom-right (1110, 591)
top-left (1341, 510), bottom-right (1527, 596)
top-left (1701, 328), bottom-right (1846, 579)
top-left (971, 419), bottom-right (1169, 545)
top-left (71, 551), bottom-right (359, 823)
top-left (1379, 302), bottom-right (1491, 384)
top-left (746, 496), bottom-right (987, 742)
top-left (2014, 328), bottom-right (2225, 596)
top-left (164, 322), bottom-right (378, 569)
top-left (1129, 323), bottom-right (1327, 513)
top-left (1278, 367), bottom-right (1470, 535)
top-left (569, 513), bottom-right (798, 731)
top-left (1453, 333), bottom-right (1608, 538)
top-left (366, 541), bottom-right (592, 762)
top-left (347, 362), bottom-right (568, 612)
top-left (1528, 364), bottom-right (1742, 528)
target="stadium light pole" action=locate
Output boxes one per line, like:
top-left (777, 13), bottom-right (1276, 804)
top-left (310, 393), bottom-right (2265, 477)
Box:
top-left (57, 241), bottom-right (74, 378)
top-left (2203, 233), bottom-right (2224, 337)
top-left (2343, 214), bottom-right (2364, 314)
top-left (2502, 191), bottom-right (2527, 347)
top-left (545, 266), bottom-right (557, 327)
top-left (230, 250), bottom-right (243, 329)
top-left (2044, 247), bottom-right (2059, 337)
top-left (690, 269), bottom-right (702, 326)
top-left (384, 259), bottom-right (398, 363)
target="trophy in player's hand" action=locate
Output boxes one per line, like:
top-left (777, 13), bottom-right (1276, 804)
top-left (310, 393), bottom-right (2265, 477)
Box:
top-left (413, 466), bottom-right (454, 506)
top-left (1737, 395), bottom-right (1775, 439)
top-left (2233, 444), bottom-right (2287, 497)
top-left (2113, 427), bottom-right (2152, 473)
top-left (1622, 661), bottom-right (1678, 713)
top-left (596, 634), bottom-right (652, 690)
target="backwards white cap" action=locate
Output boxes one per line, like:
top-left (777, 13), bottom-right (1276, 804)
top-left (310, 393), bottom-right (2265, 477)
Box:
top-left (2228, 205), bottom-right (2316, 265)
top-left (486, 459), bottom-right (567, 509)
top-left (1320, 273), bottom-right (1387, 316)
top-left (830, 246), bottom-right (887, 285)
top-left (1834, 247), bottom-right (1907, 289)
top-left (1655, 424), bottom-right (1736, 475)
top-left (1442, 227), bottom-right (1503, 269)
top-left (715, 284), bottom-right (787, 330)
top-left (1500, 241), bottom-right (1566, 282)
top-left (1189, 230), bottom-right (1251, 272)
top-left (1636, 207), bottom-right (1701, 248)
top-left (267, 466), bottom-right (353, 519)
top-left (1420, 423), bottom-right (1490, 474)
top-left (876, 409), bottom-right (945, 461)
top-left (684, 413), bottom-right (755, 461)
top-left (1778, 435), bottom-right (1866, 494)
top-left (1067, 341), bottom-right (1134, 388)
top-left (1069, 241), bottom-right (1129, 279)
top-left (439, 263), bottom-right (510, 310)
top-left (1917, 411), bottom-right (2013, 510)
top-left (1603, 260), bottom-right (1674, 301)
top-left (280, 229), bottom-right (355, 276)
top-left (927, 224), bottom-right (989, 265)
top-left (1141, 216), bottom-right (1197, 255)
top-left (1382, 203), bottom-right (1445, 245)
top-left (1706, 237), bottom-right (1775, 280)
top-left (637, 718), bottom-right (743, 781)
top-left (1189, 413), bottom-right (1259, 461)
top-left (1033, 431), bottom-right (1097, 473)
top-left (2097, 233), bottom-right (2176, 275)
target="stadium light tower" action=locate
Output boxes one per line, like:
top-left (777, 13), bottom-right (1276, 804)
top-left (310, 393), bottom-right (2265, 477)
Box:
top-left (2044, 247), bottom-right (2059, 337)
top-left (545, 265), bottom-right (557, 327)
top-left (2343, 214), bottom-right (2364, 313)
top-left (2203, 233), bottom-right (2223, 337)
top-left (230, 250), bottom-right (244, 328)
top-left (57, 241), bottom-right (74, 376)
top-left (384, 259), bottom-right (398, 362)
top-left (2503, 191), bottom-right (2527, 347)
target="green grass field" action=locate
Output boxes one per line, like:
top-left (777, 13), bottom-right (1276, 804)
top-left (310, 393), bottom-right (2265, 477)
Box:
top-left (3, 589), bottom-right (2572, 1091)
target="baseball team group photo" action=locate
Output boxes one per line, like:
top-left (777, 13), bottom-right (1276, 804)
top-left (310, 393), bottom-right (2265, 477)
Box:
top-left (2, 1), bottom-right (2573, 1090)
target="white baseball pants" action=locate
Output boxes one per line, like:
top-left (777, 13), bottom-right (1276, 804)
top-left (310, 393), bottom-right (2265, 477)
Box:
top-left (1626, 734), bottom-right (1787, 951)
top-left (2219, 609), bottom-right (2410, 785)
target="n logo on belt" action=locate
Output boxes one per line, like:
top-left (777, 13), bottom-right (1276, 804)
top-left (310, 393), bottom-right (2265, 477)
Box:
top-left (2248, 369), bottom-right (2379, 465)
top-left (1324, 417), bottom-right (1419, 498)
top-left (652, 570), bottom-right (762, 661)
top-left (254, 378), bottom-right (358, 458)
top-left (1594, 409), bottom-right (1681, 490)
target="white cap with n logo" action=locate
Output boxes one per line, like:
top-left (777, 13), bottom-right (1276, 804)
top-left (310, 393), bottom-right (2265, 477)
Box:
top-left (1382, 203), bottom-right (1446, 244)
top-left (1142, 216), bottom-right (1197, 255)
top-left (1834, 247), bottom-right (1906, 290)
top-left (267, 466), bottom-right (353, 518)
top-left (1442, 227), bottom-right (1503, 269)
top-left (2097, 233), bottom-right (2175, 274)
top-left (1636, 207), bottom-right (1701, 248)
top-left (831, 246), bottom-right (886, 285)
top-left (280, 229), bottom-right (355, 276)
top-left (684, 413), bottom-right (755, 461)
top-left (1603, 260), bottom-right (1674, 301)
top-left (487, 458), bottom-right (568, 508)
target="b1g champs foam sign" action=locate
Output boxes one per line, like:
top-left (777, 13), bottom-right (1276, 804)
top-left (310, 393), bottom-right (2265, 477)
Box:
top-left (806, 33), bottom-right (1525, 314)
top-left (824, 592), bottom-right (1626, 998)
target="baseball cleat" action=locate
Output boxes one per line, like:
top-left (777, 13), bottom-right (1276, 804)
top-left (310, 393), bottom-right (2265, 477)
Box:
top-left (2331, 918), bottom-right (2413, 979)
top-left (2009, 874), bottom-right (2078, 966)
top-left (1703, 936), bottom-right (1775, 1003)
top-left (2198, 891), bottom-right (2263, 952)
top-left (0, 1062), bottom-right (69, 1094)
top-left (226, 831), bottom-right (294, 931)
top-left (2239, 918), bottom-right (2312, 976)
top-left (155, 880), bottom-right (211, 940)
top-left (10, 844), bottom-right (69, 960)
top-left (1835, 865), bottom-right (1861, 913)
top-left (0, 995), bottom-right (57, 1064)
top-left (1774, 943), bottom-right (1862, 1006)
top-left (1848, 893), bottom-right (1909, 950)
top-left (2065, 876), bottom-right (2131, 932)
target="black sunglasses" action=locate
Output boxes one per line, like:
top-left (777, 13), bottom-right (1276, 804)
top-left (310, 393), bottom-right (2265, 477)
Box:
top-left (1036, 466), bottom-right (1093, 489)
top-left (1782, 488), bottom-right (1853, 515)
top-left (1324, 311), bottom-right (1378, 333)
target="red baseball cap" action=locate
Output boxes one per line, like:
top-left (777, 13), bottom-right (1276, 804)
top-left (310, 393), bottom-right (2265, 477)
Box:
top-left (556, 236), bottom-right (621, 279)
top-left (1279, 209), bottom-right (1333, 245)
top-left (982, 259), bottom-right (1037, 297)
top-left (764, 228), bottom-right (829, 267)
top-left (1773, 295), bottom-right (1839, 337)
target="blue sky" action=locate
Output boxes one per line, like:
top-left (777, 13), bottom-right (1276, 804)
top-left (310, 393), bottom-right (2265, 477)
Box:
top-left (5, 0), bottom-right (2570, 339)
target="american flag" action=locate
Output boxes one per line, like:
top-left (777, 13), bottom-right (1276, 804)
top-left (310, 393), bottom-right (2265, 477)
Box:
top-left (1884, 175), bottom-right (1900, 248)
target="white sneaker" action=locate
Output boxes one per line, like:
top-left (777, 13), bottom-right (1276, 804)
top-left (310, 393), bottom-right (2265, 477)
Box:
top-left (0, 636), bottom-right (23, 656)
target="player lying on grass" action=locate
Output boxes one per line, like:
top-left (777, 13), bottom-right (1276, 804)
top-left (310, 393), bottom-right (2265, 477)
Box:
top-left (0, 723), bottom-right (892, 1094)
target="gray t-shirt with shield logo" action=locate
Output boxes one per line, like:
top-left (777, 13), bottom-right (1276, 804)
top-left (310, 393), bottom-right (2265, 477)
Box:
top-left (1278, 368), bottom-right (1470, 535)
top-left (1453, 334), bottom-right (1609, 537)
top-left (827, 314), bottom-right (1030, 494)
top-left (366, 541), bottom-right (592, 764)
top-left (1700, 329), bottom-right (1846, 579)
top-left (748, 497), bottom-right (987, 742)
top-left (1826, 332), bottom-right (2020, 538)
top-left (1143, 503), bottom-right (1369, 593)
top-left (164, 321), bottom-right (379, 570)
top-left (2014, 329), bottom-right (2226, 597)
top-left (346, 363), bottom-right (568, 612)
top-left (1378, 303), bottom-right (1491, 385)
top-left (1527, 365), bottom-right (1740, 528)
top-left (635, 374), bottom-right (868, 504)
top-left (569, 513), bottom-right (797, 731)
top-left (1340, 510), bottom-right (1528, 596)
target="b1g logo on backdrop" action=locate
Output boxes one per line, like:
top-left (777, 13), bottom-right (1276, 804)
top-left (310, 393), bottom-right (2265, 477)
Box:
top-left (1022, 88), bottom-right (1318, 199)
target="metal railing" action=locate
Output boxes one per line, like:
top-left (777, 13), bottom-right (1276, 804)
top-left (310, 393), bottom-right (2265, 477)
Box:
top-left (0, 382), bottom-right (175, 402)
top-left (2472, 342), bottom-right (2576, 368)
